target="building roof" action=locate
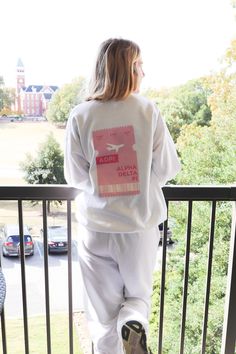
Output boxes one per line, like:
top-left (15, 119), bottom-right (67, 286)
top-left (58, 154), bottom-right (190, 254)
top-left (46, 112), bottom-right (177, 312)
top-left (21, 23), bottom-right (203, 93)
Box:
top-left (43, 93), bottom-right (53, 100)
top-left (17, 58), bottom-right (24, 67)
top-left (50, 86), bottom-right (59, 92)
top-left (25, 85), bottom-right (43, 92)
top-left (24, 85), bottom-right (59, 93)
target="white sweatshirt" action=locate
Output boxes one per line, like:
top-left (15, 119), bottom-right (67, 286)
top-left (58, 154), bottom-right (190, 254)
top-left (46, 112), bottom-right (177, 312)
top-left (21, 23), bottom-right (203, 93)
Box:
top-left (64, 93), bottom-right (181, 233)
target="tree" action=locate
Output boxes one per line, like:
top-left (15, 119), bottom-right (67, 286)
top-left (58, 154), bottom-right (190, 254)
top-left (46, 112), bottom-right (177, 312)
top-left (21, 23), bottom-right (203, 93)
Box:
top-left (46, 77), bottom-right (86, 125)
top-left (175, 41), bottom-right (236, 186)
top-left (175, 118), bottom-right (236, 185)
top-left (149, 21), bottom-right (236, 354)
top-left (20, 133), bottom-right (66, 213)
top-left (0, 76), bottom-right (15, 112)
top-left (156, 97), bottom-right (191, 142)
top-left (143, 78), bottom-right (212, 142)
top-left (21, 133), bottom-right (65, 184)
top-left (206, 39), bottom-right (236, 124)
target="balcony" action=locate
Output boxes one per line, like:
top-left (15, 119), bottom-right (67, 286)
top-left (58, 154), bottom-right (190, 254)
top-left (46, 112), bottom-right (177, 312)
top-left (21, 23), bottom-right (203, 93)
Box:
top-left (0, 185), bottom-right (235, 354)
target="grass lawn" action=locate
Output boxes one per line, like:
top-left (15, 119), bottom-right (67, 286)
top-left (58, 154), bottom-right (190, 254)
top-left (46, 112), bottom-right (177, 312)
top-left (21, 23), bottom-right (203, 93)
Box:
top-left (0, 121), bottom-right (65, 186)
top-left (0, 122), bottom-right (84, 353)
top-left (0, 121), bottom-right (79, 234)
top-left (0, 199), bottom-right (78, 237)
top-left (0, 313), bottom-right (83, 354)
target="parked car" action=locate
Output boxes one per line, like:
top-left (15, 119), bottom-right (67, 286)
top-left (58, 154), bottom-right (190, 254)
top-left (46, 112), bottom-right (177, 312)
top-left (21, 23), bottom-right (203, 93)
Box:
top-left (9, 115), bottom-right (23, 122)
top-left (158, 223), bottom-right (174, 245)
top-left (40, 226), bottom-right (68, 254)
top-left (2, 224), bottom-right (34, 257)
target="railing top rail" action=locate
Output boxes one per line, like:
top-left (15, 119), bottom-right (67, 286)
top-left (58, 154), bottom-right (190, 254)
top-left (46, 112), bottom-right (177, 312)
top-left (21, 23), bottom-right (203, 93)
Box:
top-left (0, 185), bottom-right (235, 201)
top-left (163, 185), bottom-right (236, 201)
top-left (0, 185), bottom-right (78, 201)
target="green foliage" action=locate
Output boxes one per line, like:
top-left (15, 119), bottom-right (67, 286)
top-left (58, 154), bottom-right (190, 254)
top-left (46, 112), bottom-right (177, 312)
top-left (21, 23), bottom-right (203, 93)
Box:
top-left (20, 133), bottom-right (66, 185)
top-left (144, 78), bottom-right (212, 141)
top-left (0, 76), bottom-right (3, 86)
top-left (176, 108), bottom-right (236, 186)
top-left (149, 271), bottom-right (161, 352)
top-left (175, 46), bottom-right (236, 185)
top-left (149, 201), bottom-right (231, 354)
top-left (0, 77), bottom-right (15, 111)
top-left (46, 77), bottom-right (86, 125)
top-left (170, 79), bottom-right (212, 125)
top-left (157, 97), bottom-right (190, 142)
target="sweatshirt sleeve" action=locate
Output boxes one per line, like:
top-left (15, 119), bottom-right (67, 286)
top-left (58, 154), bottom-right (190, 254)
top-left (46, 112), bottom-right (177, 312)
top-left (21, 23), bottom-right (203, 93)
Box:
top-left (64, 112), bottom-right (90, 189)
top-left (152, 107), bottom-right (181, 187)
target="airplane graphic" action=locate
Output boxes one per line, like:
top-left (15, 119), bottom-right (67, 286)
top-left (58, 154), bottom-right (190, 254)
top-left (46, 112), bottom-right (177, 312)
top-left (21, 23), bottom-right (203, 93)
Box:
top-left (106, 143), bottom-right (125, 153)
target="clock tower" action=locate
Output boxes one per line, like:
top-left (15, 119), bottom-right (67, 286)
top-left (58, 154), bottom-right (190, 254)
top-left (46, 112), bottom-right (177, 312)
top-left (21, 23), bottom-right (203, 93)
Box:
top-left (16, 58), bottom-right (25, 93)
top-left (16, 58), bottom-right (25, 113)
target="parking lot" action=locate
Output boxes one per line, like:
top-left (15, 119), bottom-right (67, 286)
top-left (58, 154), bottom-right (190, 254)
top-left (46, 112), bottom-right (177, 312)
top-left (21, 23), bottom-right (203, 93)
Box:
top-left (0, 197), bottom-right (173, 319)
top-left (0, 237), bottom-right (84, 318)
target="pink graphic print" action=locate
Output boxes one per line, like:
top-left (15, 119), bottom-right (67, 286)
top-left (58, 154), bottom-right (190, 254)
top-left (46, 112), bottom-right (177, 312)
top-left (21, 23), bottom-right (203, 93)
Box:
top-left (92, 125), bottom-right (140, 197)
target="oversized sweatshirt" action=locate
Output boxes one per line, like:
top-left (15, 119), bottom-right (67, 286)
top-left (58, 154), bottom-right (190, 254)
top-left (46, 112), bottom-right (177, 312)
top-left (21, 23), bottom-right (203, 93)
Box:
top-left (64, 93), bottom-right (181, 233)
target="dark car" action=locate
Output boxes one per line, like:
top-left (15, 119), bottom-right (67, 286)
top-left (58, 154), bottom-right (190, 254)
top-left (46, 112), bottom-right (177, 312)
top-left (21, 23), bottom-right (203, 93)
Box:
top-left (158, 223), bottom-right (174, 245)
top-left (41, 226), bottom-right (68, 254)
top-left (2, 224), bottom-right (34, 257)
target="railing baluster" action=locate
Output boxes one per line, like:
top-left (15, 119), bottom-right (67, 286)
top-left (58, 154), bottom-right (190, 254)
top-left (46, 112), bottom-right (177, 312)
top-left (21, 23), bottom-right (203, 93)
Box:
top-left (1, 307), bottom-right (7, 353)
top-left (0, 247), bottom-right (7, 354)
top-left (42, 200), bottom-right (51, 354)
top-left (158, 201), bottom-right (169, 354)
top-left (201, 200), bottom-right (217, 354)
top-left (179, 200), bottom-right (193, 354)
top-left (0, 186), bottom-right (235, 354)
top-left (18, 200), bottom-right (29, 354)
top-left (67, 200), bottom-right (74, 354)
top-left (221, 201), bottom-right (236, 354)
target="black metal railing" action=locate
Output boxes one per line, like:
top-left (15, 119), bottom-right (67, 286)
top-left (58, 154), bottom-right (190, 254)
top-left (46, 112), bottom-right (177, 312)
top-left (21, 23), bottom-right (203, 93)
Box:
top-left (159, 186), bottom-right (236, 354)
top-left (0, 185), bottom-right (235, 354)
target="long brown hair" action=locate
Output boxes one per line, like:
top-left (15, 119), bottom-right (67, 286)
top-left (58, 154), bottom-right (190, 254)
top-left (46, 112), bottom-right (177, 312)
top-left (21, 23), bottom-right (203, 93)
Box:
top-left (87, 38), bottom-right (140, 101)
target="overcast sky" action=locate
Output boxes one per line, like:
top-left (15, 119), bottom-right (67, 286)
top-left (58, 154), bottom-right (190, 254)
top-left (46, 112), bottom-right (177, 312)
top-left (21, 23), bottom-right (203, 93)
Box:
top-left (1, 0), bottom-right (235, 90)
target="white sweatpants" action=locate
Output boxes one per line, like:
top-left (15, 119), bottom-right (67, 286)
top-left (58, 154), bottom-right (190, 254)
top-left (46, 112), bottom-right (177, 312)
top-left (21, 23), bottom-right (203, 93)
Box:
top-left (78, 225), bottom-right (160, 354)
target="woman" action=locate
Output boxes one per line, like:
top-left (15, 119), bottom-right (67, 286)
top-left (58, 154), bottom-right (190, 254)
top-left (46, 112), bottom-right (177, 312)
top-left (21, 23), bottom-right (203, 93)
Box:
top-left (64, 38), bottom-right (180, 354)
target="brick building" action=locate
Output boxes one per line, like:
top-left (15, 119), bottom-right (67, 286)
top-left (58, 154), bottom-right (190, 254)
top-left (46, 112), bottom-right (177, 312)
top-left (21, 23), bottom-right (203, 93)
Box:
top-left (15, 59), bottom-right (58, 117)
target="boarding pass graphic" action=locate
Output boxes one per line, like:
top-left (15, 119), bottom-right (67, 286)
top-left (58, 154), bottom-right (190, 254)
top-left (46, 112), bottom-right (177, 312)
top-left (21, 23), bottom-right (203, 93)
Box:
top-left (92, 125), bottom-right (140, 197)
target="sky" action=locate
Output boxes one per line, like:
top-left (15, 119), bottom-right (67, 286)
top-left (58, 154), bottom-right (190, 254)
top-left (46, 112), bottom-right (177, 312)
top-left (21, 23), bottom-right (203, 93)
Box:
top-left (0, 0), bottom-right (235, 91)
